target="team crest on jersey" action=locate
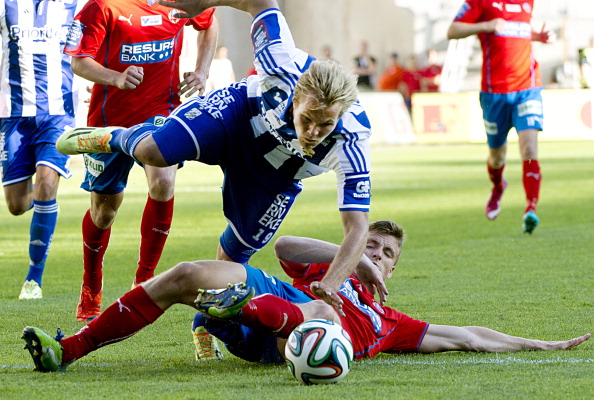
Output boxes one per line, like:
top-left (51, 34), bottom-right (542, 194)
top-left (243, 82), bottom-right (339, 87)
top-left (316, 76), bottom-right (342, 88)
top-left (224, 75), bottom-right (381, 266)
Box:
top-left (152, 115), bottom-right (167, 126)
top-left (169, 10), bottom-right (180, 24)
top-left (522, 2), bottom-right (532, 13)
top-left (141, 15), bottom-right (162, 27)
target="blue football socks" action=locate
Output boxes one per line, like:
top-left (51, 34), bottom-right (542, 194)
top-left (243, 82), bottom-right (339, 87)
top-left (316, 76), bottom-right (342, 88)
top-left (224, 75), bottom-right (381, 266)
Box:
top-left (26, 199), bottom-right (58, 286)
top-left (109, 124), bottom-right (156, 158)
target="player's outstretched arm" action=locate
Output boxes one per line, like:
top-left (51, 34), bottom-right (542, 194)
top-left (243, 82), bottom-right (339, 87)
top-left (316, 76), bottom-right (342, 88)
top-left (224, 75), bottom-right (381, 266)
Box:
top-left (158, 0), bottom-right (278, 19)
top-left (447, 19), bottom-right (506, 40)
top-left (418, 324), bottom-right (590, 353)
top-left (311, 211), bottom-right (378, 314)
top-left (274, 236), bottom-right (341, 264)
top-left (275, 232), bottom-right (388, 304)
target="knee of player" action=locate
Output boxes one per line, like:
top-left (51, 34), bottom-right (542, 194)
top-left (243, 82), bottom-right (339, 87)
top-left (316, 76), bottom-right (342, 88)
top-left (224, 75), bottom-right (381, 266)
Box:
top-left (90, 207), bottom-right (117, 229)
top-left (33, 180), bottom-right (58, 201)
top-left (147, 178), bottom-right (175, 200)
top-left (168, 261), bottom-right (207, 293)
top-left (6, 201), bottom-right (28, 216)
top-left (134, 137), bottom-right (170, 167)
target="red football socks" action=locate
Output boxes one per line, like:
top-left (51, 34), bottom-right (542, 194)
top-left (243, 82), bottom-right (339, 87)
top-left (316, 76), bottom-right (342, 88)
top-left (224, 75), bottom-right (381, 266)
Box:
top-left (136, 195), bottom-right (174, 284)
top-left (82, 210), bottom-right (110, 294)
top-left (523, 159), bottom-right (541, 213)
top-left (61, 286), bottom-right (164, 363)
top-left (487, 163), bottom-right (505, 190)
top-left (239, 294), bottom-right (304, 338)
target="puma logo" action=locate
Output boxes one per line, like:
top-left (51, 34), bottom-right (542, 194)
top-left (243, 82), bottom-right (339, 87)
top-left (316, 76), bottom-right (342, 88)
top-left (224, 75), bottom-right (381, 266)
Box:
top-left (118, 14), bottom-right (133, 25)
top-left (272, 313), bottom-right (289, 334)
top-left (117, 299), bottom-right (131, 313)
top-left (525, 172), bottom-right (541, 179)
top-left (84, 242), bottom-right (103, 253)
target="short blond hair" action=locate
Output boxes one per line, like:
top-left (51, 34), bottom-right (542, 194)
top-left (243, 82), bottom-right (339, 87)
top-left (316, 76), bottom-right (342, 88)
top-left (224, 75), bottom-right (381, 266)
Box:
top-left (294, 60), bottom-right (358, 115)
top-left (369, 220), bottom-right (405, 248)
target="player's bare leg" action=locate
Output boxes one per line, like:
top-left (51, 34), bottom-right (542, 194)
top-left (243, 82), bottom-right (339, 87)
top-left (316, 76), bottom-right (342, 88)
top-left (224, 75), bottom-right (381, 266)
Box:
top-left (418, 325), bottom-right (590, 353)
top-left (133, 135), bottom-right (169, 167)
top-left (143, 260), bottom-right (249, 309)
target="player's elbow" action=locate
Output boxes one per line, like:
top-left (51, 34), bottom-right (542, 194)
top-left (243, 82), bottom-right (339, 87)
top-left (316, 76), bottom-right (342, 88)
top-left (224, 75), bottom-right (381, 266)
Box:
top-left (70, 57), bottom-right (86, 77)
top-left (447, 23), bottom-right (469, 40)
top-left (273, 236), bottom-right (295, 259)
top-left (447, 26), bottom-right (459, 40)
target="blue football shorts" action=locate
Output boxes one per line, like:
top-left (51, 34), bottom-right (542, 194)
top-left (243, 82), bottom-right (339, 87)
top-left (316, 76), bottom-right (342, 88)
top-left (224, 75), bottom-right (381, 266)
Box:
top-left (244, 264), bottom-right (314, 304)
top-left (1, 115), bottom-right (73, 186)
top-left (203, 264), bottom-right (313, 364)
top-left (479, 87), bottom-right (544, 149)
top-left (81, 115), bottom-right (167, 194)
top-left (152, 86), bottom-right (304, 262)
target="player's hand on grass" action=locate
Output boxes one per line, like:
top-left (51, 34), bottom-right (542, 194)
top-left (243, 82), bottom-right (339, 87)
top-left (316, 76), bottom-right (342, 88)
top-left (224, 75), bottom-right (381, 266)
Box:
top-left (310, 281), bottom-right (345, 317)
top-left (178, 70), bottom-right (208, 97)
top-left (116, 66), bottom-right (144, 90)
top-left (158, 0), bottom-right (210, 19)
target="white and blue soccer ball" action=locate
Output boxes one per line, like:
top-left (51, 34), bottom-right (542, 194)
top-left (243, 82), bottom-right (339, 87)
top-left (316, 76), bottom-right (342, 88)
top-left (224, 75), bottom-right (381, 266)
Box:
top-left (285, 319), bottom-right (354, 385)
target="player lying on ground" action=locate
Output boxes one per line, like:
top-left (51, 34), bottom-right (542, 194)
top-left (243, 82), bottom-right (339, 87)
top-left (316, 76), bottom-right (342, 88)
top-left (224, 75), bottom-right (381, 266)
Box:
top-left (22, 220), bottom-right (589, 371)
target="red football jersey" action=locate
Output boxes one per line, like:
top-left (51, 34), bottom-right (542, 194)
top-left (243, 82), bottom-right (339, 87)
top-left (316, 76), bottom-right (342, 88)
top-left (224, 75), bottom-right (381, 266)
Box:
top-left (65, 0), bottom-right (214, 127)
top-left (454, 0), bottom-right (541, 93)
top-left (290, 262), bottom-right (428, 359)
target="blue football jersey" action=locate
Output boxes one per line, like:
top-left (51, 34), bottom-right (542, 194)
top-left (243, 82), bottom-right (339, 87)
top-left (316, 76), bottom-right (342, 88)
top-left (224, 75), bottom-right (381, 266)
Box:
top-left (0, 0), bottom-right (78, 118)
top-left (247, 9), bottom-right (372, 211)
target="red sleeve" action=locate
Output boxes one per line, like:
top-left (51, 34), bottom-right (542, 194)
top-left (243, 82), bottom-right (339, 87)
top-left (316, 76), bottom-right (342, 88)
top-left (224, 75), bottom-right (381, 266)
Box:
top-left (64, 0), bottom-right (108, 58)
top-left (279, 259), bottom-right (311, 279)
top-left (290, 263), bottom-right (330, 288)
top-left (453, 0), bottom-right (483, 23)
top-left (187, 7), bottom-right (215, 31)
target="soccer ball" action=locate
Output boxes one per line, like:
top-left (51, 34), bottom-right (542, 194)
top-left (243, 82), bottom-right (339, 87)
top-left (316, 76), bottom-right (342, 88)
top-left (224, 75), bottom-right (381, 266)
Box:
top-left (285, 319), bottom-right (354, 385)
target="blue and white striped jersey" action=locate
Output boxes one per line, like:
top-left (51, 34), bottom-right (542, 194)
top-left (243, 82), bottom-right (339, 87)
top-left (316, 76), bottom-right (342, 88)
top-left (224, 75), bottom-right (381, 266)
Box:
top-left (0, 0), bottom-right (78, 118)
top-left (247, 9), bottom-right (371, 211)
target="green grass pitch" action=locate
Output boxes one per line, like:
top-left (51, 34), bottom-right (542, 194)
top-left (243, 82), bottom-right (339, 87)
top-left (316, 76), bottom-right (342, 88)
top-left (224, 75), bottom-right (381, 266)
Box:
top-left (1, 141), bottom-right (592, 399)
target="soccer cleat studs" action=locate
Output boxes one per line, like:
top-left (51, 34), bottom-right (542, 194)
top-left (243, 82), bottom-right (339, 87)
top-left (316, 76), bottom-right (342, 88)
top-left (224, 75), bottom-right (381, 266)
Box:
top-left (194, 283), bottom-right (255, 319)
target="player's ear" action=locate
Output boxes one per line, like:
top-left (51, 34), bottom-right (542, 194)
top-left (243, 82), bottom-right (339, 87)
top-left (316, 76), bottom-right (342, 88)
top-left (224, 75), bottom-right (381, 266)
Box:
top-left (386, 267), bottom-right (395, 279)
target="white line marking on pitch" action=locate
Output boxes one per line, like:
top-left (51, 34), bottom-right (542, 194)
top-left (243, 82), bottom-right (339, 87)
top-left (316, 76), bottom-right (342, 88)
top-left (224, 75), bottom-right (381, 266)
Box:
top-left (4, 357), bottom-right (593, 370)
top-left (367, 356), bottom-right (593, 366)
